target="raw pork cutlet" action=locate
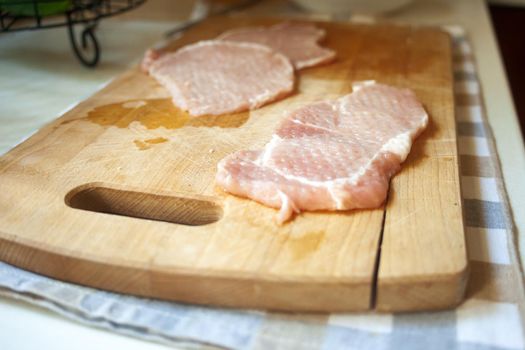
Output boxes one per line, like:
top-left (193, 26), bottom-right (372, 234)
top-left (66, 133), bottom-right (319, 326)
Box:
top-left (218, 22), bottom-right (336, 70)
top-left (147, 40), bottom-right (294, 116)
top-left (216, 81), bottom-right (429, 223)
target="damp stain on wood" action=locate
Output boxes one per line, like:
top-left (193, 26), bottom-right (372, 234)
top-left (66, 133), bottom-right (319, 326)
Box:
top-left (86, 98), bottom-right (250, 130)
top-left (287, 231), bottom-right (325, 261)
top-left (133, 137), bottom-right (168, 150)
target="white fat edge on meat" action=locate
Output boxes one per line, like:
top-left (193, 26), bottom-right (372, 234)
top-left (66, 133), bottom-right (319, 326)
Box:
top-left (380, 113), bottom-right (429, 159)
top-left (288, 101), bottom-right (339, 133)
top-left (248, 89), bottom-right (272, 108)
top-left (216, 157), bottom-right (233, 184)
top-left (328, 112), bottom-right (428, 209)
top-left (257, 134), bottom-right (283, 166)
top-left (294, 49), bottom-right (336, 70)
top-left (224, 80), bottom-right (428, 217)
top-left (276, 190), bottom-right (299, 224)
top-left (328, 92), bottom-right (428, 209)
top-left (248, 85), bottom-right (292, 109)
top-left (352, 80), bottom-right (377, 92)
top-left (265, 127), bottom-right (423, 211)
top-left (215, 146), bottom-right (297, 223)
top-left (219, 142), bottom-right (299, 223)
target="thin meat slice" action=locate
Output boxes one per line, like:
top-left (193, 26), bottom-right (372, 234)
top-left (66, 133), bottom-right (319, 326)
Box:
top-left (141, 48), bottom-right (161, 73)
top-left (218, 22), bottom-right (336, 70)
top-left (147, 40), bottom-right (294, 116)
top-left (216, 81), bottom-right (428, 223)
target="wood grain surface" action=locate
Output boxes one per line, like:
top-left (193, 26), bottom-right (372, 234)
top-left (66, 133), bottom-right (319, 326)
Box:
top-left (0, 17), bottom-right (467, 312)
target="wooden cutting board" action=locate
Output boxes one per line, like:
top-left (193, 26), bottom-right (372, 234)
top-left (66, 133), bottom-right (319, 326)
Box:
top-left (0, 17), bottom-right (467, 312)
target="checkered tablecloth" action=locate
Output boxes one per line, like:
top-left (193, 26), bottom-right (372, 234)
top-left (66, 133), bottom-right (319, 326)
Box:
top-left (1, 27), bottom-right (524, 350)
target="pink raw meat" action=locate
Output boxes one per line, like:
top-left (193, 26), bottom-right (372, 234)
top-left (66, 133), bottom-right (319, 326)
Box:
top-left (147, 40), bottom-right (294, 116)
top-left (141, 48), bottom-right (161, 73)
top-left (216, 81), bottom-right (429, 223)
top-left (218, 22), bottom-right (336, 69)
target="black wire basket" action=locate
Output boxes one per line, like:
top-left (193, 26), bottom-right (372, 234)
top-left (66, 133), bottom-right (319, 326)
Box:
top-left (0, 0), bottom-right (145, 67)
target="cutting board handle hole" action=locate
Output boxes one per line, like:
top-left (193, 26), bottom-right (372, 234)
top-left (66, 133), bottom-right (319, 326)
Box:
top-left (65, 184), bottom-right (222, 226)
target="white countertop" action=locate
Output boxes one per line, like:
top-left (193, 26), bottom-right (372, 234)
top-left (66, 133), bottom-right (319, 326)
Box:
top-left (1, 0), bottom-right (524, 348)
